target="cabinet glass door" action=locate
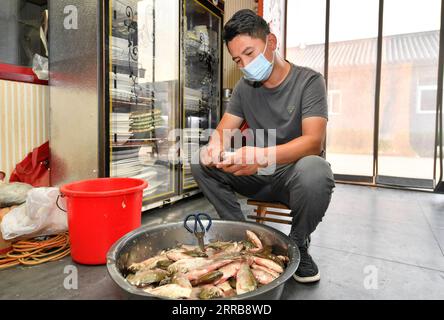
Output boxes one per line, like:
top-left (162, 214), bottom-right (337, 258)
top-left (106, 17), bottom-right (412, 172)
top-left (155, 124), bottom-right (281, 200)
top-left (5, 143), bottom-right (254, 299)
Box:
top-left (182, 0), bottom-right (221, 190)
top-left (108, 0), bottom-right (179, 204)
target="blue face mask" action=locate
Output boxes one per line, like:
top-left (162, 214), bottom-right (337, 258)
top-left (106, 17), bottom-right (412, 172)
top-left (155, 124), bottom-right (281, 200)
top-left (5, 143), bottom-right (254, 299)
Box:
top-left (240, 38), bottom-right (275, 82)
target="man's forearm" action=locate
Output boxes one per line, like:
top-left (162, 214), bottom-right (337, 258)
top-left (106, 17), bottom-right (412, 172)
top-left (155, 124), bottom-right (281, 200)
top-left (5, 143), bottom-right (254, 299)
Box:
top-left (208, 128), bottom-right (230, 150)
top-left (208, 113), bottom-right (244, 150)
top-left (265, 136), bottom-right (323, 165)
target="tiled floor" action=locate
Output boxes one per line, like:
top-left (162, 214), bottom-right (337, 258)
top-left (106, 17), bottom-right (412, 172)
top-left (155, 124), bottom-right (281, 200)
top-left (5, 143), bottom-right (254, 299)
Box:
top-left (277, 184), bottom-right (444, 299)
top-left (1, 184), bottom-right (443, 300)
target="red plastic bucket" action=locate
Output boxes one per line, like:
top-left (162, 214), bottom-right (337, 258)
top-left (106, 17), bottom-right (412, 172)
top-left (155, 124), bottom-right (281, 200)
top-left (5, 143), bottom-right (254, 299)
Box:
top-left (60, 178), bottom-right (148, 265)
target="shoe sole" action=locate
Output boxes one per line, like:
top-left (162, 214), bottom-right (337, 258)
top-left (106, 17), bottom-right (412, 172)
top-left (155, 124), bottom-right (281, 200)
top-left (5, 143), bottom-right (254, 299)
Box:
top-left (293, 271), bottom-right (321, 283)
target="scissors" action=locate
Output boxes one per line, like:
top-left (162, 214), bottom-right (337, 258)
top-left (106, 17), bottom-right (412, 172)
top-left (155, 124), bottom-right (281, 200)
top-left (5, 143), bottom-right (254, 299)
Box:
top-left (184, 213), bottom-right (212, 252)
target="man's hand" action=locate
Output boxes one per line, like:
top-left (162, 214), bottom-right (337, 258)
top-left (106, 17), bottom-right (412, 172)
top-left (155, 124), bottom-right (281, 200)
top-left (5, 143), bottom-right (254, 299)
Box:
top-left (216, 146), bottom-right (268, 176)
top-left (200, 143), bottom-right (223, 167)
top-left (199, 112), bottom-right (244, 167)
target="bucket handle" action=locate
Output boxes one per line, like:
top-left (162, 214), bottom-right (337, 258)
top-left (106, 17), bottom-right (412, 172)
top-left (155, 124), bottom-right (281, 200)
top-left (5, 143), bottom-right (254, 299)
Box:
top-left (56, 194), bottom-right (67, 212)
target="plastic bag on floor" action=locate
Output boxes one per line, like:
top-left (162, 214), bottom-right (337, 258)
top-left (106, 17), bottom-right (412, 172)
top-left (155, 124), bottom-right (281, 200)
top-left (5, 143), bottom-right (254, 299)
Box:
top-left (0, 171), bottom-right (33, 208)
top-left (0, 187), bottom-right (67, 241)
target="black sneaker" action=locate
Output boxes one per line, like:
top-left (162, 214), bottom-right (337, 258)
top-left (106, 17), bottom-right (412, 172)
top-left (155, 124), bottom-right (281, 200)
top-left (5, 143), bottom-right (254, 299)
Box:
top-left (293, 238), bottom-right (320, 283)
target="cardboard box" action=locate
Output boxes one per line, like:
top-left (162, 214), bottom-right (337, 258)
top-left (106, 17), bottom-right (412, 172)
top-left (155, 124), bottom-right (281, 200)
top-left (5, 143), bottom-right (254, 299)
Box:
top-left (0, 207), bottom-right (12, 254)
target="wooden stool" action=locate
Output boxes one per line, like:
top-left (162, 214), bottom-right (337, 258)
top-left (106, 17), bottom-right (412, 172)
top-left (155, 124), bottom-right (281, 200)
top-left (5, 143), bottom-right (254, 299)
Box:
top-left (246, 199), bottom-right (292, 225)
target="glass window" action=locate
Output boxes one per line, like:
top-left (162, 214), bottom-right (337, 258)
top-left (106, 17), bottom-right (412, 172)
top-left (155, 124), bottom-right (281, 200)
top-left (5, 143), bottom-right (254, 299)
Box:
top-left (417, 85), bottom-right (437, 114)
top-left (436, 80), bottom-right (444, 185)
top-left (326, 0), bottom-right (379, 177)
top-left (378, 0), bottom-right (441, 180)
top-left (328, 90), bottom-right (342, 115)
top-left (285, 0), bottom-right (326, 74)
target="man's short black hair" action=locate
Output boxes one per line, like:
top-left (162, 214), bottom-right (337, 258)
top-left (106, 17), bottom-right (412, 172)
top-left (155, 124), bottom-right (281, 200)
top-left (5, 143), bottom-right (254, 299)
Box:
top-left (223, 9), bottom-right (270, 45)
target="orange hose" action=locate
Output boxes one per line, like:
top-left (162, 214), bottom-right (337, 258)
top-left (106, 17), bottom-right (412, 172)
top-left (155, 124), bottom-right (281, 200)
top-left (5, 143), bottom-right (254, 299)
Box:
top-left (0, 232), bottom-right (70, 270)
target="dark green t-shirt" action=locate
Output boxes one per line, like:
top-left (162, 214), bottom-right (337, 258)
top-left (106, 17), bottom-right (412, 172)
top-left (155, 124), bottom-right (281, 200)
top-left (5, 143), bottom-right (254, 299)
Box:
top-left (226, 63), bottom-right (328, 148)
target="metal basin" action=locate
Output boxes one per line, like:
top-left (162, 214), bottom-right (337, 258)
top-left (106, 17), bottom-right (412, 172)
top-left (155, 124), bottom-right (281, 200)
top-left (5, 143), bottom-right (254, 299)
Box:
top-left (106, 220), bottom-right (299, 300)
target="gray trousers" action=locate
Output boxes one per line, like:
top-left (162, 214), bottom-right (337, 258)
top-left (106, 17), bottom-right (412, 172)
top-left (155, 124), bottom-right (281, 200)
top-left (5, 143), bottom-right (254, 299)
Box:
top-left (191, 155), bottom-right (335, 247)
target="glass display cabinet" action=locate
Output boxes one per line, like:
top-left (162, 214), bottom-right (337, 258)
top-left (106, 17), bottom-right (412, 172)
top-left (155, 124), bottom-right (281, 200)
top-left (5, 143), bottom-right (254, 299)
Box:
top-left (49, 0), bottom-right (223, 210)
top-left (107, 0), bottom-right (180, 205)
top-left (181, 0), bottom-right (222, 191)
